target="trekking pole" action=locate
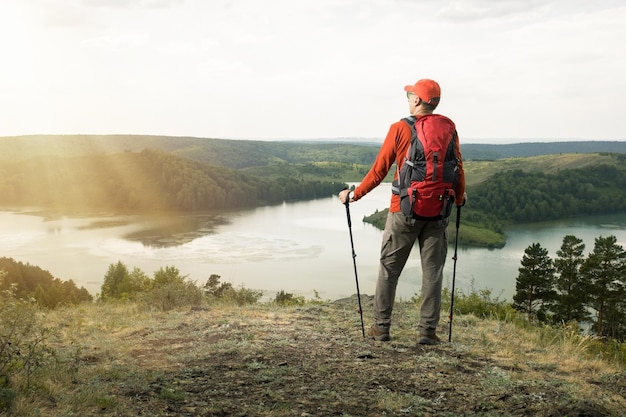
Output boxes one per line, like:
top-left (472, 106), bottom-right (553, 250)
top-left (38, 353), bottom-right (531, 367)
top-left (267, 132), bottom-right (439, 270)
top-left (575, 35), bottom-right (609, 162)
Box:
top-left (344, 197), bottom-right (366, 338)
top-left (448, 205), bottom-right (461, 342)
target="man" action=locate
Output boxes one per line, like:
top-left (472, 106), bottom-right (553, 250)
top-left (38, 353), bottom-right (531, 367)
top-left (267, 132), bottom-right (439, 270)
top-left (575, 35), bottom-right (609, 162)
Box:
top-left (338, 79), bottom-right (465, 345)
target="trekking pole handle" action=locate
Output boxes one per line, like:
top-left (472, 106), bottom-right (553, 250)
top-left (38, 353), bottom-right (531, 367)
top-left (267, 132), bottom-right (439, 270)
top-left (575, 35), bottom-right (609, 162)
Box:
top-left (341, 188), bottom-right (354, 223)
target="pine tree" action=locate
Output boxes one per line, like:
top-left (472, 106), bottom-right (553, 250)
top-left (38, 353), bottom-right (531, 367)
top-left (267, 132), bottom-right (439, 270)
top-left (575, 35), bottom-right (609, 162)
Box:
top-left (100, 261), bottom-right (130, 300)
top-left (553, 235), bottom-right (588, 323)
top-left (513, 243), bottom-right (557, 321)
top-left (580, 235), bottom-right (626, 338)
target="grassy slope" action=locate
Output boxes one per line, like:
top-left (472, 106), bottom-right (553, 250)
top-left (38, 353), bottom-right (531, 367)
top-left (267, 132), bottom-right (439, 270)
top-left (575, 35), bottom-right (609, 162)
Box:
top-left (7, 299), bottom-right (625, 416)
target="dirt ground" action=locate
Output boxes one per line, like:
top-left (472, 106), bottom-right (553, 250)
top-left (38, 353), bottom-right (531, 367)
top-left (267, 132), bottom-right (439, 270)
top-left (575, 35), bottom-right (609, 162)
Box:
top-left (70, 296), bottom-right (625, 417)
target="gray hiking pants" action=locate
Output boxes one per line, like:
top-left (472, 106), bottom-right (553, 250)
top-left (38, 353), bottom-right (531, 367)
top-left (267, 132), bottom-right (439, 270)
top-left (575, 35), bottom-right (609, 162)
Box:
top-left (374, 211), bottom-right (449, 336)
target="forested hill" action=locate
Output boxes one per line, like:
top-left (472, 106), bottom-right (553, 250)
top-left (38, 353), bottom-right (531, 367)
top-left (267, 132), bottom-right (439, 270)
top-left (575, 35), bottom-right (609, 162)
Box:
top-left (1, 134), bottom-right (625, 214)
top-left (0, 149), bottom-right (343, 212)
top-left (0, 135), bottom-right (379, 169)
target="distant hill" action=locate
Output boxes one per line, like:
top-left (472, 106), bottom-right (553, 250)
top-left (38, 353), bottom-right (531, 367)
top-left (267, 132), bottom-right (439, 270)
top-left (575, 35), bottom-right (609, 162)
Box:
top-left (0, 149), bottom-right (344, 212)
top-left (282, 139), bottom-right (626, 160)
top-left (0, 135), bottom-right (378, 169)
top-left (1, 135), bottom-right (624, 169)
top-left (461, 141), bottom-right (626, 160)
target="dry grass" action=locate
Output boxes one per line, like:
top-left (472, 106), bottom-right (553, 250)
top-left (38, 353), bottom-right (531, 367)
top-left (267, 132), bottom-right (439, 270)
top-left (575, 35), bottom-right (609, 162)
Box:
top-left (3, 298), bottom-right (626, 416)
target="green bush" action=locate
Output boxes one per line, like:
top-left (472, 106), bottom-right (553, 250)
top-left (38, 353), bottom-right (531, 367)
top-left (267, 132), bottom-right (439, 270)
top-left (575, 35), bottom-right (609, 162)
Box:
top-left (450, 287), bottom-right (516, 321)
top-left (0, 273), bottom-right (56, 412)
top-left (138, 280), bottom-right (203, 311)
top-left (100, 261), bottom-right (151, 301)
top-left (203, 275), bottom-right (263, 305)
top-left (229, 286), bottom-right (264, 306)
top-left (203, 274), bottom-right (234, 298)
top-left (274, 290), bottom-right (306, 306)
top-left (424, 283), bottom-right (517, 323)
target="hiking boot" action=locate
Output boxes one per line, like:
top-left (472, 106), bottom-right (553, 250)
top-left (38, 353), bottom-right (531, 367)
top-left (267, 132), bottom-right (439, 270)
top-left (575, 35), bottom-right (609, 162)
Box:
top-left (367, 325), bottom-right (390, 342)
top-left (417, 333), bottom-right (440, 345)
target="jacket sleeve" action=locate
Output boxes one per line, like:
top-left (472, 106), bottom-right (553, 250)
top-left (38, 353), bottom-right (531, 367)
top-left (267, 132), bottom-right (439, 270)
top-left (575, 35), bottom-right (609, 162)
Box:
top-left (352, 123), bottom-right (404, 201)
top-left (454, 132), bottom-right (466, 206)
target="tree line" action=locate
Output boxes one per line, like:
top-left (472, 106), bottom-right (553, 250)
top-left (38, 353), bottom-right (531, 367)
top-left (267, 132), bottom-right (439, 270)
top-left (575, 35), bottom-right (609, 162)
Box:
top-left (3, 135), bottom-right (624, 169)
top-left (0, 149), bottom-right (344, 212)
top-left (453, 161), bottom-right (626, 247)
top-left (0, 135), bottom-right (382, 170)
top-left (461, 143), bottom-right (626, 160)
top-left (514, 234), bottom-right (626, 342)
top-left (468, 163), bottom-right (626, 224)
top-left (0, 258), bottom-right (92, 308)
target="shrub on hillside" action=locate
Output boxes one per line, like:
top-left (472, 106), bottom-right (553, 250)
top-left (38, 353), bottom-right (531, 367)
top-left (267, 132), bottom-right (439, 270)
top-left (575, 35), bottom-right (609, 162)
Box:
top-left (229, 286), bottom-right (264, 306)
top-left (413, 284), bottom-right (516, 323)
top-left (100, 261), bottom-right (152, 301)
top-left (138, 280), bottom-right (204, 311)
top-left (0, 258), bottom-right (92, 308)
top-left (99, 264), bottom-right (263, 309)
top-left (449, 287), bottom-right (516, 321)
top-left (203, 274), bottom-right (263, 305)
top-left (135, 265), bottom-right (203, 311)
top-left (0, 273), bottom-right (57, 412)
top-left (274, 290), bottom-right (306, 306)
top-left (203, 274), bottom-right (233, 298)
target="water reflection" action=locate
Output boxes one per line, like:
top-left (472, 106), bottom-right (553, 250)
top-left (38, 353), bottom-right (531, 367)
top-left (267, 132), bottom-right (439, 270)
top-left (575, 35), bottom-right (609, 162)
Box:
top-left (120, 215), bottom-right (229, 247)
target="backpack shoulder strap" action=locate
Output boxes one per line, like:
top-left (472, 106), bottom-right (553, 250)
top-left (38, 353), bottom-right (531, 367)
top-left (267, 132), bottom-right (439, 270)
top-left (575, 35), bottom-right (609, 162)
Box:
top-left (401, 116), bottom-right (424, 163)
top-left (445, 130), bottom-right (459, 161)
top-left (402, 116), bottom-right (416, 126)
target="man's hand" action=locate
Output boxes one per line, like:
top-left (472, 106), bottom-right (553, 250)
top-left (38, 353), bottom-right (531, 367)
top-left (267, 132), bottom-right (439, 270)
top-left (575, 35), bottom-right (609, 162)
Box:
top-left (338, 189), bottom-right (353, 204)
top-left (457, 192), bottom-right (467, 207)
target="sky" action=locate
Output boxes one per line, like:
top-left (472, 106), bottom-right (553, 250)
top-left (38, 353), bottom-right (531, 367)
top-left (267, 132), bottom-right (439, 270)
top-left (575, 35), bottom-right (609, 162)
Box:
top-left (1, 0), bottom-right (625, 143)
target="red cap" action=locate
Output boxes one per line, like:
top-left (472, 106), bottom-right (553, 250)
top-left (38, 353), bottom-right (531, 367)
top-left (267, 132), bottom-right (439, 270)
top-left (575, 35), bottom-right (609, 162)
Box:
top-left (404, 79), bottom-right (441, 105)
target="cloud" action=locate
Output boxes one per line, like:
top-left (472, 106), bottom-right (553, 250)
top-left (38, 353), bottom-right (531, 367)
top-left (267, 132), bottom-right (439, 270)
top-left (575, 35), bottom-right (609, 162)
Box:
top-left (82, 31), bottom-right (150, 50)
top-left (81, 0), bottom-right (184, 9)
top-left (438, 0), bottom-right (550, 22)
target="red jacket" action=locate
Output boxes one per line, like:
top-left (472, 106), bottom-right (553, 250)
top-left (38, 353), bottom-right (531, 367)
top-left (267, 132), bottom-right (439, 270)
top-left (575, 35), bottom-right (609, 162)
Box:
top-left (352, 114), bottom-right (465, 211)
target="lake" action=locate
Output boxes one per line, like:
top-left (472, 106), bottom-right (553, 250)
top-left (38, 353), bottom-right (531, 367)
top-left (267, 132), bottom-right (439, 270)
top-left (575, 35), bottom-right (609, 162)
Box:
top-left (1, 183), bottom-right (625, 302)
